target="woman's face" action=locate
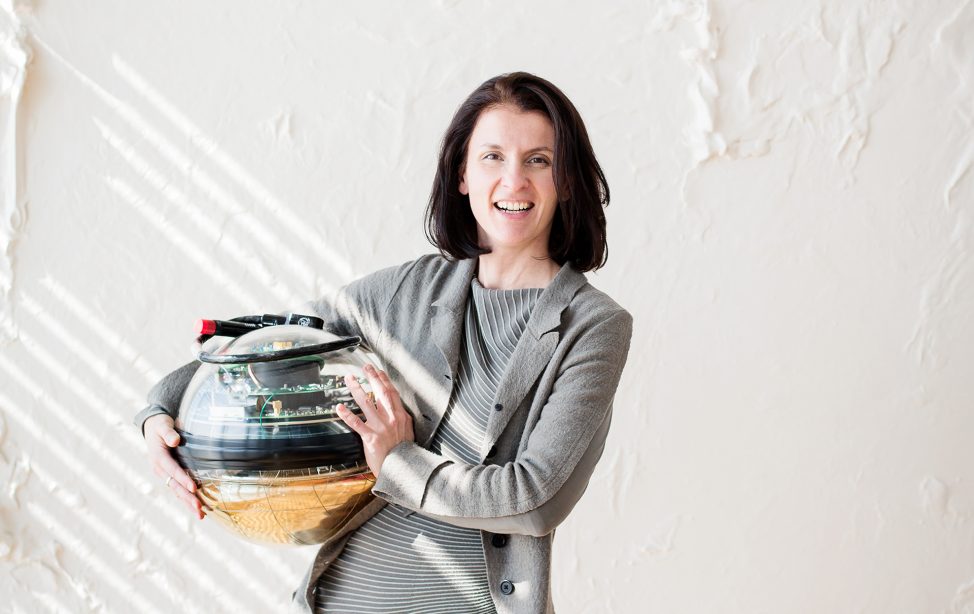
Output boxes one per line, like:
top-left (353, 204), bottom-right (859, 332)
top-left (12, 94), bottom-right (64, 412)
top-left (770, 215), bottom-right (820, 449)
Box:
top-left (459, 105), bottom-right (558, 258)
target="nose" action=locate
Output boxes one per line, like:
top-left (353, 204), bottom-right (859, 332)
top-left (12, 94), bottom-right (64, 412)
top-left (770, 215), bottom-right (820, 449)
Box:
top-left (500, 161), bottom-right (529, 191)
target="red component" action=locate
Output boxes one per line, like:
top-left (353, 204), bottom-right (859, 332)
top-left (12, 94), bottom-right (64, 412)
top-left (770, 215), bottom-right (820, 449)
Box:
top-left (196, 319), bottom-right (217, 336)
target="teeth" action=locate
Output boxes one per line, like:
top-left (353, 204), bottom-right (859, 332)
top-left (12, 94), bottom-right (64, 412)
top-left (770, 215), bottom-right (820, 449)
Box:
top-left (494, 201), bottom-right (534, 211)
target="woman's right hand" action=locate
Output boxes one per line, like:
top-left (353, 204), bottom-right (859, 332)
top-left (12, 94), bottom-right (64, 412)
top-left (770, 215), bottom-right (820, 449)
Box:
top-left (144, 413), bottom-right (206, 520)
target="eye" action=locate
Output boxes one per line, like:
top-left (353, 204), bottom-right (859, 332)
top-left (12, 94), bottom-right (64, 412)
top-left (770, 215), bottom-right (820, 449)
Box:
top-left (528, 156), bottom-right (551, 166)
top-left (482, 152), bottom-right (501, 161)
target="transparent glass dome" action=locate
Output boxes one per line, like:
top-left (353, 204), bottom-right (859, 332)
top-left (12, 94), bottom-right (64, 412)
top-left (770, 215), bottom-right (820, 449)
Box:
top-left (174, 325), bottom-right (376, 545)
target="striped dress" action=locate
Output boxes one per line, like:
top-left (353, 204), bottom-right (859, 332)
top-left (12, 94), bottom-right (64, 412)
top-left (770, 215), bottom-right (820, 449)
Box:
top-left (315, 278), bottom-right (543, 614)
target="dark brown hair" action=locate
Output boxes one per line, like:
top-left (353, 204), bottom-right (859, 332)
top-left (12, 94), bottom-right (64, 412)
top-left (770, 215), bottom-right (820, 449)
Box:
top-left (424, 72), bottom-right (610, 272)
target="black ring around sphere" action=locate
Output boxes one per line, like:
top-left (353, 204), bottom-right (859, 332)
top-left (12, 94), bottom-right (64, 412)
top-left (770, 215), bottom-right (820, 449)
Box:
top-left (197, 336), bottom-right (362, 364)
top-left (173, 429), bottom-right (367, 471)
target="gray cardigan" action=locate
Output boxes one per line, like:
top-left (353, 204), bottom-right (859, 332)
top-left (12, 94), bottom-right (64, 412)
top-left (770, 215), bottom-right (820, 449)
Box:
top-left (136, 254), bottom-right (633, 614)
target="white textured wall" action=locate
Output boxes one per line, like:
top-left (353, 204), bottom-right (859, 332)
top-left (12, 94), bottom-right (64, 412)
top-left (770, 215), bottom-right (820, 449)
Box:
top-left (1, 1), bottom-right (972, 612)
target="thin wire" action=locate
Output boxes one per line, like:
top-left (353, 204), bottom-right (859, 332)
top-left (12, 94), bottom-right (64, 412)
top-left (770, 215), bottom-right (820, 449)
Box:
top-left (258, 393), bottom-right (275, 428)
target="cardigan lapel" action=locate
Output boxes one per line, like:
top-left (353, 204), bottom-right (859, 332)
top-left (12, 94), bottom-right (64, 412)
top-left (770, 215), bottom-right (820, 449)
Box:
top-left (480, 262), bottom-right (588, 457)
top-left (422, 258), bottom-right (588, 452)
top-left (423, 257), bottom-right (478, 440)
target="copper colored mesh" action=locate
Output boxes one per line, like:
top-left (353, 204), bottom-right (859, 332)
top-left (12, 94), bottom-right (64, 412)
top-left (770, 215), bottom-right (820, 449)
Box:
top-left (196, 468), bottom-right (376, 545)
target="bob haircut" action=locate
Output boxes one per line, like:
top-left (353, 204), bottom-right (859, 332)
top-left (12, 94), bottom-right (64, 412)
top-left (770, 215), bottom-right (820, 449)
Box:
top-left (425, 72), bottom-right (610, 272)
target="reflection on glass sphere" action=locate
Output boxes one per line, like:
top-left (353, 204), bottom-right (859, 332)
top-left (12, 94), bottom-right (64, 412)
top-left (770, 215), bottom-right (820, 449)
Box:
top-left (174, 325), bottom-right (377, 545)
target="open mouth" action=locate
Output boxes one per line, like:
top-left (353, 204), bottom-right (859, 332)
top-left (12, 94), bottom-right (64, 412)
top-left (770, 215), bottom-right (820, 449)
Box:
top-left (493, 200), bottom-right (535, 212)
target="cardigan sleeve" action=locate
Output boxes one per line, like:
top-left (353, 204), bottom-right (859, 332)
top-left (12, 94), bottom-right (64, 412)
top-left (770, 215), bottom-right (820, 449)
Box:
top-left (132, 361), bottom-right (200, 435)
top-left (371, 308), bottom-right (634, 536)
top-left (403, 403), bottom-right (612, 537)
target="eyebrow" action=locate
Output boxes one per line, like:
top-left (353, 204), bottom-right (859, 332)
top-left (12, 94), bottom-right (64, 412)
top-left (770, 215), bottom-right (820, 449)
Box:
top-left (479, 143), bottom-right (554, 154)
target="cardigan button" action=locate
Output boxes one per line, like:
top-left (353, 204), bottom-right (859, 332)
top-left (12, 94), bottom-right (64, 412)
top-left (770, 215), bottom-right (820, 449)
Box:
top-left (494, 403), bottom-right (503, 411)
top-left (499, 580), bottom-right (515, 595)
top-left (491, 533), bottom-right (508, 548)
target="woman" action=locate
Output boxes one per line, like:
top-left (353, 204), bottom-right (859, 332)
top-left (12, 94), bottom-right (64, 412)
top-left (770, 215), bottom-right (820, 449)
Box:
top-left (136, 72), bottom-right (633, 614)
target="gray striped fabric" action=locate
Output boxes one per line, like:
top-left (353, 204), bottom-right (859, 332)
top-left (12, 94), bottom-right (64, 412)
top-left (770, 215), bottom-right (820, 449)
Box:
top-left (315, 278), bottom-right (543, 614)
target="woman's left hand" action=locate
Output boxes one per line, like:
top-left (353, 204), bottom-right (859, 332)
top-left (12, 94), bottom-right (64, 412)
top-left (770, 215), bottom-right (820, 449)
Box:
top-left (337, 364), bottom-right (415, 477)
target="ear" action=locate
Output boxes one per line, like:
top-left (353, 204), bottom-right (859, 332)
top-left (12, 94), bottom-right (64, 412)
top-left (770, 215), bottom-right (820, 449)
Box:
top-left (559, 180), bottom-right (572, 203)
top-left (459, 172), bottom-right (468, 196)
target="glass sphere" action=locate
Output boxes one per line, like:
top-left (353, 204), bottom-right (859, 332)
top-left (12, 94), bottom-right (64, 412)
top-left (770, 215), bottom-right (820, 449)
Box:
top-left (174, 325), bottom-right (377, 545)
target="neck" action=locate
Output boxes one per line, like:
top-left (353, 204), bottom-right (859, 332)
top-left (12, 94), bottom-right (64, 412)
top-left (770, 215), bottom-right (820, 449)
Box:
top-left (476, 251), bottom-right (562, 290)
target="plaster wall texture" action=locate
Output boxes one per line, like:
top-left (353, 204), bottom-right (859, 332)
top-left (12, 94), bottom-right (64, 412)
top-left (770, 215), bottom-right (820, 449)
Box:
top-left (1, 1), bottom-right (972, 612)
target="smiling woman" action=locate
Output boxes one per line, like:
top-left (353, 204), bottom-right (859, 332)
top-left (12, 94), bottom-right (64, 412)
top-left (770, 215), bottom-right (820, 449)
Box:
top-left (136, 72), bottom-right (632, 614)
